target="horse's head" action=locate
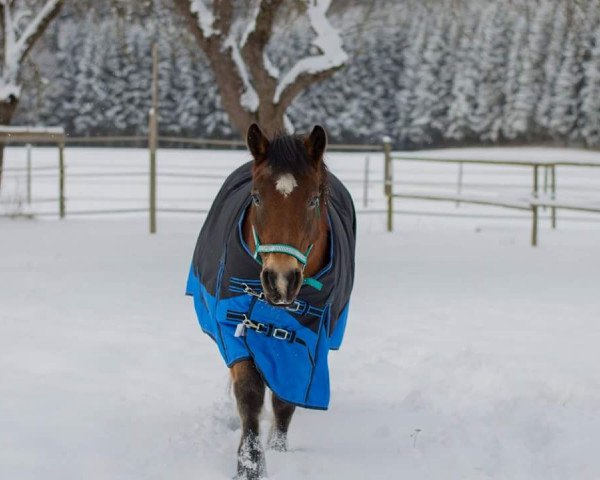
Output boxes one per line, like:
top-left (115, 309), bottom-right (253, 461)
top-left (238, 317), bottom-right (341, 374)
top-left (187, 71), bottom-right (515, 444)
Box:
top-left (246, 123), bottom-right (328, 306)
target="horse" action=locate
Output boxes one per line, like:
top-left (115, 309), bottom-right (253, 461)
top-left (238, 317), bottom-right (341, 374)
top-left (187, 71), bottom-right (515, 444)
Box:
top-left (186, 124), bottom-right (356, 479)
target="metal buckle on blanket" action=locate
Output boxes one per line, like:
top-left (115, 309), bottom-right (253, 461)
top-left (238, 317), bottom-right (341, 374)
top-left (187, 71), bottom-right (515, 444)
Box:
top-left (272, 328), bottom-right (291, 341)
top-left (285, 300), bottom-right (302, 313)
top-left (242, 316), bottom-right (268, 334)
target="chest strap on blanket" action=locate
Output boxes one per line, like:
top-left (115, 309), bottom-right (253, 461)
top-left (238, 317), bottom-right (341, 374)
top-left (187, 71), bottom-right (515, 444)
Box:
top-left (232, 312), bottom-right (306, 346)
top-left (252, 225), bottom-right (323, 291)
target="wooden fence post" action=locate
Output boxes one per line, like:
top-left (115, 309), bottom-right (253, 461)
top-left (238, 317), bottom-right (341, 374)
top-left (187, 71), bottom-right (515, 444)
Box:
top-left (59, 141), bottom-right (65, 218)
top-left (531, 205), bottom-right (538, 247)
top-left (383, 136), bottom-right (393, 232)
top-left (363, 155), bottom-right (370, 208)
top-left (149, 42), bottom-right (158, 234)
top-left (456, 161), bottom-right (464, 207)
top-left (551, 165), bottom-right (557, 229)
top-left (26, 143), bottom-right (32, 205)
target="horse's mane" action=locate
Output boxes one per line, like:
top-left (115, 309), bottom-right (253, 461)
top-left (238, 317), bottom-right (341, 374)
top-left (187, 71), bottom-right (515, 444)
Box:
top-left (266, 133), bottom-right (329, 194)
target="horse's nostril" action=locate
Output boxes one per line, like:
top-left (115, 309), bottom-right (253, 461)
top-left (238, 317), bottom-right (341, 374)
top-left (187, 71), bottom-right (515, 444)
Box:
top-left (286, 269), bottom-right (302, 296)
top-left (261, 268), bottom-right (278, 293)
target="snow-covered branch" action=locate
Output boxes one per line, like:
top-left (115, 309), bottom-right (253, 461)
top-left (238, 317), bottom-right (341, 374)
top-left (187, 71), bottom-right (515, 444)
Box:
top-left (190, 0), bottom-right (217, 38)
top-left (176, 0), bottom-right (347, 133)
top-left (1, 0), bottom-right (63, 103)
top-left (225, 35), bottom-right (259, 112)
top-left (273, 0), bottom-right (348, 104)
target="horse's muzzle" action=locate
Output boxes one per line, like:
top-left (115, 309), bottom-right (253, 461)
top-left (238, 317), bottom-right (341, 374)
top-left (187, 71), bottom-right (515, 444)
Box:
top-left (261, 267), bottom-right (302, 306)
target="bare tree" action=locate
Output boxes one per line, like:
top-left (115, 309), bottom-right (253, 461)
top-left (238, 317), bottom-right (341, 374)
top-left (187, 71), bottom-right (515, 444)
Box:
top-left (0, 0), bottom-right (63, 188)
top-left (173, 0), bottom-right (348, 136)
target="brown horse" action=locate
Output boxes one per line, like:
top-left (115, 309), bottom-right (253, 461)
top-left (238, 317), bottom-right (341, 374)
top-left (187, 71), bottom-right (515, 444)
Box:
top-left (232, 124), bottom-right (330, 478)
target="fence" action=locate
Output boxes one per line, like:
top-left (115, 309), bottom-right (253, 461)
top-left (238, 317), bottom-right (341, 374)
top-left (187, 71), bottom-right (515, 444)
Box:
top-left (0, 126), bottom-right (66, 218)
top-left (0, 135), bottom-right (378, 225)
top-left (3, 132), bottom-right (600, 246)
top-left (383, 138), bottom-right (600, 246)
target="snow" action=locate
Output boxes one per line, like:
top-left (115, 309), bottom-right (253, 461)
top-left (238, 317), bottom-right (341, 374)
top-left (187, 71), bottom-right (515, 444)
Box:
top-left (263, 52), bottom-right (280, 79)
top-left (240, 4), bottom-right (260, 48)
top-left (0, 125), bottom-right (64, 135)
top-left (2, 146), bottom-right (600, 479)
top-left (273, 0), bottom-right (348, 103)
top-left (190, 0), bottom-right (217, 38)
top-left (225, 36), bottom-right (260, 112)
top-left (0, 82), bottom-right (21, 101)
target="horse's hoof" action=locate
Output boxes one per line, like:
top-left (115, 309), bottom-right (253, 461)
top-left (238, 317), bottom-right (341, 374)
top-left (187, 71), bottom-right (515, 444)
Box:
top-left (267, 428), bottom-right (288, 452)
top-left (235, 465), bottom-right (266, 480)
top-left (237, 435), bottom-right (266, 479)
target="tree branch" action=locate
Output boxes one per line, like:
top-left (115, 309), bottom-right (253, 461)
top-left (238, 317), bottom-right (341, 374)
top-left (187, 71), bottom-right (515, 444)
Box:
top-left (16, 0), bottom-right (63, 63)
top-left (0, 0), bottom-right (63, 102)
top-left (240, 0), bottom-right (284, 116)
top-left (173, 0), bottom-right (256, 133)
top-left (273, 0), bottom-right (347, 111)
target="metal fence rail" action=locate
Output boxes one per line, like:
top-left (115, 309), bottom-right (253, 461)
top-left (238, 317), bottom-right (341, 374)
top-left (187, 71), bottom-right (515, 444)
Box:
top-left (382, 138), bottom-right (600, 246)
top-left (0, 126), bottom-right (66, 218)
top-left (1, 135), bottom-right (379, 223)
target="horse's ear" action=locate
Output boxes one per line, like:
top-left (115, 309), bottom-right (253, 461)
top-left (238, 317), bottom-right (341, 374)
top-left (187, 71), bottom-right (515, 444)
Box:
top-left (247, 123), bottom-right (269, 163)
top-left (305, 125), bottom-right (327, 166)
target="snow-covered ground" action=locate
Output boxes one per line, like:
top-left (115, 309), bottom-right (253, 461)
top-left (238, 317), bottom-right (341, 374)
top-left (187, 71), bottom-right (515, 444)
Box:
top-left (2, 147), bottom-right (600, 479)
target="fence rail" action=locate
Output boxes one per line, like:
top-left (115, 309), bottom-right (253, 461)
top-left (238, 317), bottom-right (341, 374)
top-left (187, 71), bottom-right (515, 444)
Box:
top-left (383, 138), bottom-right (600, 246)
top-left (5, 132), bottom-right (600, 246)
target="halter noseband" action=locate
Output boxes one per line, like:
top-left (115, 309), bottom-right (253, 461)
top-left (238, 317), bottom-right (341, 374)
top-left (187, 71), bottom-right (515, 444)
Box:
top-left (251, 225), bottom-right (323, 291)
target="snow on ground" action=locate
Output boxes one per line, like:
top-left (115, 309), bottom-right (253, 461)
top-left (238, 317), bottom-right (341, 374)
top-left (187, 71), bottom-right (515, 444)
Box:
top-left (2, 147), bottom-right (600, 479)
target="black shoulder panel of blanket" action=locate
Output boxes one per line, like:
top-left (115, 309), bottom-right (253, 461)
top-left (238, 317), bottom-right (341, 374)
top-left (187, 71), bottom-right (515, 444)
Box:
top-left (191, 161), bottom-right (356, 334)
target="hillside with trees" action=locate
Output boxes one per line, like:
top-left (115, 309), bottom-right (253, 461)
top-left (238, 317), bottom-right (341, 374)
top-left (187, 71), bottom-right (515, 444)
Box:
top-left (14, 0), bottom-right (600, 148)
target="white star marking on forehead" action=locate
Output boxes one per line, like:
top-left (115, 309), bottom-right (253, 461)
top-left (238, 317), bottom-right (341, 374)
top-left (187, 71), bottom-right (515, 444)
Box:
top-left (275, 173), bottom-right (298, 197)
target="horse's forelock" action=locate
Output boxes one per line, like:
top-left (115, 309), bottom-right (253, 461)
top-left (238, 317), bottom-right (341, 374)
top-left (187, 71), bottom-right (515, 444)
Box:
top-left (265, 134), bottom-right (312, 178)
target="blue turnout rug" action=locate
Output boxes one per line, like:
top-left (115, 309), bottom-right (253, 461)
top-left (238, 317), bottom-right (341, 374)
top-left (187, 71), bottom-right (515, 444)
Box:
top-left (186, 162), bottom-right (356, 409)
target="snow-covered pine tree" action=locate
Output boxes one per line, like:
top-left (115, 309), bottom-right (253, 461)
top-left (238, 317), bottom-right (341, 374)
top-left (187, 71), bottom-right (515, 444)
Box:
top-left (471, 1), bottom-right (511, 142)
top-left (502, 10), bottom-right (529, 139)
top-left (72, 17), bottom-right (105, 135)
top-left (102, 21), bottom-right (130, 133)
top-left (574, 0), bottom-right (600, 145)
top-left (37, 19), bottom-right (84, 133)
top-left (122, 25), bottom-right (152, 135)
top-left (396, 5), bottom-right (429, 146)
top-left (445, 8), bottom-right (481, 143)
top-left (536, 1), bottom-right (567, 133)
top-left (579, 15), bottom-right (600, 146)
top-left (407, 10), bottom-right (447, 146)
top-left (504, 1), bottom-right (553, 140)
top-left (548, 26), bottom-right (584, 141)
top-left (436, 9), bottom-right (462, 140)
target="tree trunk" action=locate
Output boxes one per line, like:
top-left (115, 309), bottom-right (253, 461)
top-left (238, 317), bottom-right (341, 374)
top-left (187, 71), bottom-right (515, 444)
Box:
top-left (0, 98), bottom-right (18, 191)
top-left (173, 0), bottom-right (347, 139)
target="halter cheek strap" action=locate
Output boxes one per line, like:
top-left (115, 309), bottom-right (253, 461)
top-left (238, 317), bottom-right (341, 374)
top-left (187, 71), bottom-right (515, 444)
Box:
top-left (252, 225), bottom-right (323, 291)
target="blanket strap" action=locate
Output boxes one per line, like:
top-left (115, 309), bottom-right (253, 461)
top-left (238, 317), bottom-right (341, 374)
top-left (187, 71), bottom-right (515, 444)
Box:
top-left (235, 314), bottom-right (306, 346)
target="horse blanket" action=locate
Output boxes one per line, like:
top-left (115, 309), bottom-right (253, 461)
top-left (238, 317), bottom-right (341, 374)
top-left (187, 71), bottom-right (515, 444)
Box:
top-left (186, 161), bottom-right (356, 409)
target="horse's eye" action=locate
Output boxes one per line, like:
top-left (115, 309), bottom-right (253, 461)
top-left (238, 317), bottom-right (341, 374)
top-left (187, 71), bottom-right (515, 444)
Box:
top-left (251, 193), bottom-right (261, 206)
top-left (308, 196), bottom-right (320, 209)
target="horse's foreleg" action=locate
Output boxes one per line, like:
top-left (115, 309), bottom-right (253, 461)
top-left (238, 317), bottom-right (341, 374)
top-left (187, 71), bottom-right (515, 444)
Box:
top-left (231, 360), bottom-right (266, 480)
top-left (268, 393), bottom-right (296, 452)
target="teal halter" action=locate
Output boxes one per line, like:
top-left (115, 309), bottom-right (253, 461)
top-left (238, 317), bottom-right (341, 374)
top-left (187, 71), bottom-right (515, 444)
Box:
top-left (252, 225), bottom-right (323, 291)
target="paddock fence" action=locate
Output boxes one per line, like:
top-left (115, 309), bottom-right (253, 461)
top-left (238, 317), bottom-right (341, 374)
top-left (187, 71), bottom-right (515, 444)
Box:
top-left (0, 134), bottom-right (381, 224)
top-left (383, 138), bottom-right (600, 246)
top-left (3, 132), bottom-right (600, 246)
